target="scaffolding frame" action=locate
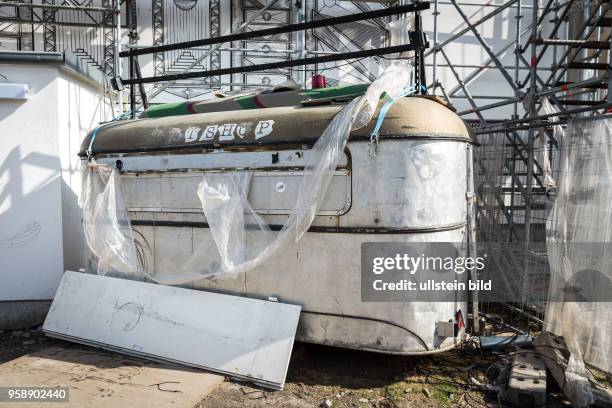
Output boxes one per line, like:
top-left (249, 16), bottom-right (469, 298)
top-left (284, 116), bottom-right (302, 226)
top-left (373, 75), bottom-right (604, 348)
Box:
top-left (435, 0), bottom-right (611, 325)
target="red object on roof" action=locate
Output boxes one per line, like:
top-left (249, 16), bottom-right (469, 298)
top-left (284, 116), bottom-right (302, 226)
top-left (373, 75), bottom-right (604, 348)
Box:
top-left (312, 74), bottom-right (327, 89)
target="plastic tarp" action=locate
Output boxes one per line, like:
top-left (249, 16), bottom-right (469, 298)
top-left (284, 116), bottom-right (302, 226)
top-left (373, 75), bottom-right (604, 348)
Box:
top-left (545, 116), bottom-right (612, 406)
top-left (80, 61), bottom-right (414, 285)
top-left (475, 99), bottom-right (564, 305)
top-left (539, 99), bottom-right (560, 190)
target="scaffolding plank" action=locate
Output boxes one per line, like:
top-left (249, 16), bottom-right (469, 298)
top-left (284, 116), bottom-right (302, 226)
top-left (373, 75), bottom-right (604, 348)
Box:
top-left (43, 271), bottom-right (301, 390)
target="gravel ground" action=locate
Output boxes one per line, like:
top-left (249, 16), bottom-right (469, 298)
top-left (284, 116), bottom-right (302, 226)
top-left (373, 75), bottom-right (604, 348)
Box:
top-left (0, 326), bottom-right (65, 364)
top-left (198, 342), bottom-right (499, 408)
top-left (196, 340), bottom-right (576, 408)
top-left (0, 329), bottom-right (573, 408)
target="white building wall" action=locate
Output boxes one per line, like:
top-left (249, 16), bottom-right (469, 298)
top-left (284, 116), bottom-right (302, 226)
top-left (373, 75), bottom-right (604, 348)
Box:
top-left (57, 69), bottom-right (113, 272)
top-left (0, 62), bottom-right (111, 302)
top-left (0, 64), bottom-right (63, 301)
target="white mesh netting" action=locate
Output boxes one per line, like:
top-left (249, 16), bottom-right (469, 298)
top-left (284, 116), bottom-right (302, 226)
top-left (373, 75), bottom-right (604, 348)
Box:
top-left (545, 116), bottom-right (612, 406)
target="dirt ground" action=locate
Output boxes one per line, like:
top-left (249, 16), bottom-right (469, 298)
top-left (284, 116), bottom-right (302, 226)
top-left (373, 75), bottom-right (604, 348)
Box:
top-left (0, 327), bottom-right (64, 364)
top-left (197, 340), bottom-right (573, 408)
top-left (0, 328), bottom-right (571, 408)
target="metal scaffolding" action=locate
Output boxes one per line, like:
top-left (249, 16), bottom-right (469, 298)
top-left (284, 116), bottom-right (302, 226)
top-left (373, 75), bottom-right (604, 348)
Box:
top-left (433, 0), bottom-right (611, 324)
top-left (208, 0), bottom-right (220, 88)
top-left (41, 0), bottom-right (56, 52)
top-left (1, 0), bottom-right (122, 78)
top-left (152, 0), bottom-right (164, 76)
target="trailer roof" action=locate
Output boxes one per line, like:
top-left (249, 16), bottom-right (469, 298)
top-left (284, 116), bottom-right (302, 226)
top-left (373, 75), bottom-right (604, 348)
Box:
top-left (80, 96), bottom-right (474, 157)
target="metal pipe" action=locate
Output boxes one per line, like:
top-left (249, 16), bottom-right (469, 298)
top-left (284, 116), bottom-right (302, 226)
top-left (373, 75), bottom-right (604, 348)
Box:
top-left (299, 0), bottom-right (307, 89)
top-left (426, 0), bottom-right (518, 57)
top-left (440, 47), bottom-right (487, 124)
top-left (0, 16), bottom-right (127, 29)
top-left (520, 0), bottom-right (575, 86)
top-left (514, 0), bottom-right (523, 117)
top-left (115, 0), bottom-right (123, 115)
top-left (454, 95), bottom-right (517, 99)
top-left (160, 82), bottom-right (281, 87)
top-left (123, 44), bottom-right (300, 53)
top-left (448, 23), bottom-right (534, 96)
top-left (450, 0), bottom-right (518, 91)
top-left (123, 43), bottom-right (426, 85)
top-left (535, 0), bottom-right (556, 26)
top-left (473, 103), bottom-right (612, 133)
top-left (466, 143), bottom-right (479, 334)
top-left (547, 1), bottom-right (612, 86)
top-left (521, 1), bottom-right (538, 313)
top-left (538, 76), bottom-right (606, 96)
top-left (516, 52), bottom-right (567, 113)
top-left (129, 56), bottom-right (135, 119)
top-left (552, 0), bottom-right (559, 70)
top-left (442, 63), bottom-right (551, 70)
top-left (536, 38), bottom-right (611, 49)
top-left (0, 1), bottom-right (110, 12)
top-left (122, 42), bottom-right (554, 69)
top-left (122, 46), bottom-right (356, 56)
top-left (121, 2), bottom-right (429, 58)
top-left (608, 26), bottom-right (612, 104)
top-left (458, 77), bottom-right (606, 115)
top-left (474, 112), bottom-right (612, 134)
top-left (459, 99), bottom-right (518, 116)
top-left (432, 0), bottom-right (439, 93)
top-left (438, 0), bottom-right (573, 8)
top-left (436, 0), bottom-right (537, 7)
top-left (0, 50), bottom-right (64, 62)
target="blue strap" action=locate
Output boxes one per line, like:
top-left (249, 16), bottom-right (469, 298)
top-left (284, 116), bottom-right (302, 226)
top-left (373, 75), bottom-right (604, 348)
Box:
top-left (86, 126), bottom-right (102, 160)
top-left (371, 85), bottom-right (420, 139)
top-left (86, 111), bottom-right (129, 159)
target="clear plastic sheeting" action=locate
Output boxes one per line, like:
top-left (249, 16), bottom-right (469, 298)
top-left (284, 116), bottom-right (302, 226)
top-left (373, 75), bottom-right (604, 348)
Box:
top-left (474, 131), bottom-right (549, 305)
top-left (387, 17), bottom-right (415, 60)
top-left (539, 99), bottom-right (560, 190)
top-left (475, 131), bottom-right (512, 243)
top-left (81, 61), bottom-right (414, 284)
top-left (80, 163), bottom-right (141, 278)
top-left (545, 117), bottom-right (612, 406)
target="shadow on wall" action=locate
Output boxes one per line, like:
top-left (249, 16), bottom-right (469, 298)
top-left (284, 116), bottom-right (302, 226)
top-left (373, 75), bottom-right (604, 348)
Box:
top-left (0, 98), bottom-right (26, 119)
top-left (61, 174), bottom-right (84, 271)
top-left (0, 146), bottom-right (66, 327)
top-left (0, 145), bottom-right (81, 327)
top-left (0, 150), bottom-right (79, 293)
top-left (0, 146), bottom-right (78, 266)
top-left (0, 146), bottom-right (83, 252)
top-left (60, 73), bottom-right (105, 272)
top-left (0, 67), bottom-right (108, 328)
top-left (0, 146), bottom-right (58, 249)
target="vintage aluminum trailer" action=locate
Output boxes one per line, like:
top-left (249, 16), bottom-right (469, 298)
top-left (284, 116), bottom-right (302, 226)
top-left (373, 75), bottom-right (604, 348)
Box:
top-left (79, 95), bottom-right (475, 355)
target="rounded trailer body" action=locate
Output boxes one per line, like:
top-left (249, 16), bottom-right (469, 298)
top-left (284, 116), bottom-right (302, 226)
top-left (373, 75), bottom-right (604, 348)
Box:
top-left (80, 96), bottom-right (475, 355)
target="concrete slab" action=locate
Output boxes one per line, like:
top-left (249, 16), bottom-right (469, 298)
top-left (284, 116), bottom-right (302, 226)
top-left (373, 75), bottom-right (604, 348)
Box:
top-left (44, 271), bottom-right (301, 390)
top-left (534, 332), bottom-right (612, 407)
top-left (505, 351), bottom-right (546, 407)
top-left (0, 346), bottom-right (223, 407)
